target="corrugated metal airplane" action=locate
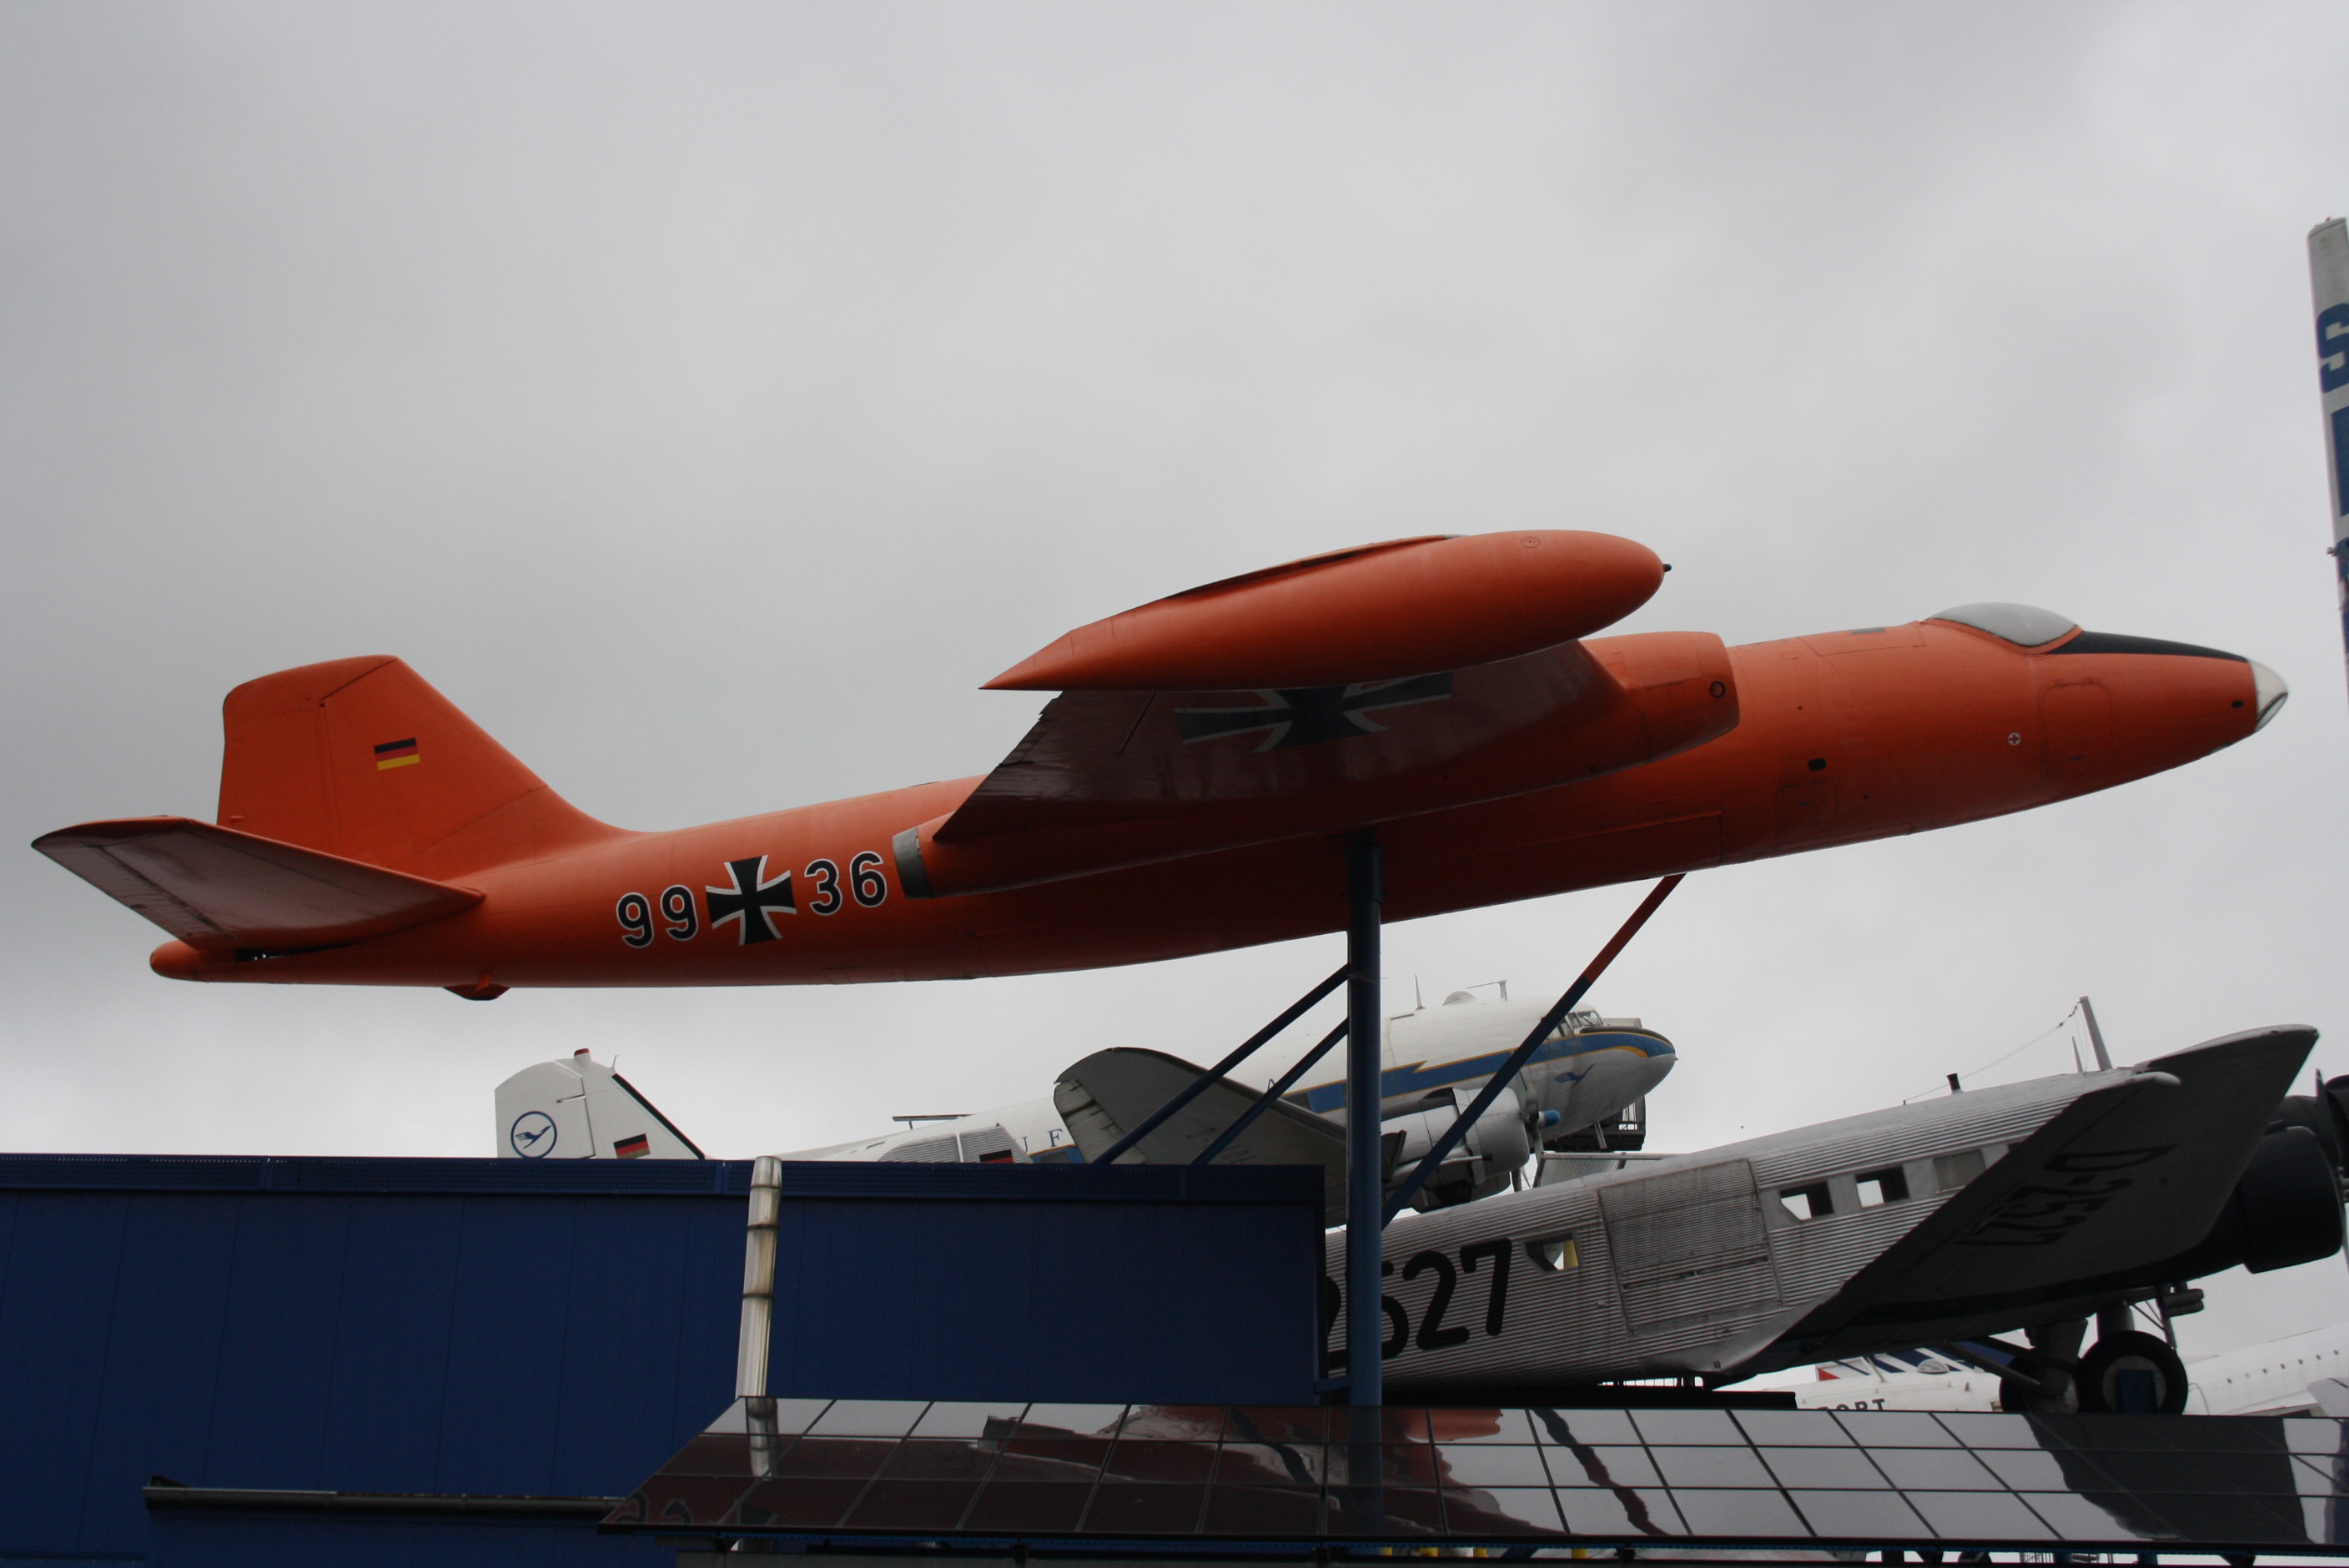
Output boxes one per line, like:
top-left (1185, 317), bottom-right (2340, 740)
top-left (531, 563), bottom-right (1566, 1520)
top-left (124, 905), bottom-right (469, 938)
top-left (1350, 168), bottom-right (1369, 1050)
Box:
top-left (33, 530), bottom-right (2286, 995)
top-left (1327, 1025), bottom-right (2342, 1415)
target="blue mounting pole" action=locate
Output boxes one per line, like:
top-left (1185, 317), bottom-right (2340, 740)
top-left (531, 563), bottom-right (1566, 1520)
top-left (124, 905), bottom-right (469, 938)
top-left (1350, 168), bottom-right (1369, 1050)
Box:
top-left (1345, 834), bottom-right (1385, 1409)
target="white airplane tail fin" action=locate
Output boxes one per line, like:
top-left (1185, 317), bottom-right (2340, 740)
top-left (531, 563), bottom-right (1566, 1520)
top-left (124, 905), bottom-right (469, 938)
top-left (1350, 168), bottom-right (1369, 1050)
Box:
top-left (495, 1050), bottom-right (704, 1160)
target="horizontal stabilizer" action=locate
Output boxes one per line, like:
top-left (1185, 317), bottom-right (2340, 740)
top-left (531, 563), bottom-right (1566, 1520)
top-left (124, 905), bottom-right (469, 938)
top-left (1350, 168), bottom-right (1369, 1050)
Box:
top-left (33, 817), bottom-right (481, 952)
top-left (1054, 1047), bottom-right (1348, 1221)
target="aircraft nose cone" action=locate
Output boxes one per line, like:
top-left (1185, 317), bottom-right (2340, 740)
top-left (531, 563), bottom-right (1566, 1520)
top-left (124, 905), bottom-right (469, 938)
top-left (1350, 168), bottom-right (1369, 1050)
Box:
top-left (2249, 660), bottom-right (2289, 731)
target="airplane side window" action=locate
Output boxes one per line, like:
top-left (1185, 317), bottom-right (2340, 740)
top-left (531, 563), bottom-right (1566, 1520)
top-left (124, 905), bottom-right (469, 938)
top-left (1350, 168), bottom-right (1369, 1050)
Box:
top-left (1527, 1234), bottom-right (1579, 1272)
top-left (1934, 1149), bottom-right (1986, 1191)
top-left (1855, 1167), bottom-right (1909, 1207)
top-left (1779, 1182), bottom-right (1833, 1220)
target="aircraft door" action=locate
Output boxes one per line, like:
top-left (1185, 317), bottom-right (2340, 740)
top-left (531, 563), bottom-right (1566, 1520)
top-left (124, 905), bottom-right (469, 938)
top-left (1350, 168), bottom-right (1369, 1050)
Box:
top-left (1599, 1158), bottom-right (1783, 1353)
top-left (955, 1125), bottom-right (1020, 1163)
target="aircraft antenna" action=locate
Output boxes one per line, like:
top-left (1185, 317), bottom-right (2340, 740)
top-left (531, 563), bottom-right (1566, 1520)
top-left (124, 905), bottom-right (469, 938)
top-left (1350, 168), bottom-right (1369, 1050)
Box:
top-left (2078, 995), bottom-right (2113, 1071)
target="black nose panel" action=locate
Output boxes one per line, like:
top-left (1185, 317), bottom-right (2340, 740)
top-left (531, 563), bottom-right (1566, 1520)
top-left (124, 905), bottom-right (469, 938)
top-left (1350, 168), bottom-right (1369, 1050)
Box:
top-left (2049, 631), bottom-right (2246, 661)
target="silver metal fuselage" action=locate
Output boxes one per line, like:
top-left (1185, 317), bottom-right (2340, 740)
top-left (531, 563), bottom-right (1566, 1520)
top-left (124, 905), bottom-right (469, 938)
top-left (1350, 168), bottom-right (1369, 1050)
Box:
top-left (1335, 1028), bottom-right (2311, 1393)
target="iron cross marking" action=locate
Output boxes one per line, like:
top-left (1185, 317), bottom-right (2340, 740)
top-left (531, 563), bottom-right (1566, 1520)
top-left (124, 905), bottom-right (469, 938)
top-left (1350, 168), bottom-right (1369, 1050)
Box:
top-left (706, 855), bottom-right (795, 944)
top-left (1174, 672), bottom-right (1454, 752)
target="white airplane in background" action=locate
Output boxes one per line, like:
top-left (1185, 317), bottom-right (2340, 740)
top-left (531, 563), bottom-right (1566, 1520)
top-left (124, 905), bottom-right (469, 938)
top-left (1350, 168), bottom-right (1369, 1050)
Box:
top-left (493, 986), bottom-right (1675, 1216)
top-left (2186, 1321), bottom-right (2349, 1416)
top-left (1760, 1349), bottom-right (2008, 1414)
top-left (1734, 1319), bottom-right (2349, 1417)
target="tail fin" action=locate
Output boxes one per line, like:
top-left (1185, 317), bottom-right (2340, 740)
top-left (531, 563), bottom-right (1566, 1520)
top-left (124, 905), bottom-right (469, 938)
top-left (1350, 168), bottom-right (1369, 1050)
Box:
top-left (217, 656), bottom-right (619, 877)
top-left (495, 1050), bottom-right (704, 1160)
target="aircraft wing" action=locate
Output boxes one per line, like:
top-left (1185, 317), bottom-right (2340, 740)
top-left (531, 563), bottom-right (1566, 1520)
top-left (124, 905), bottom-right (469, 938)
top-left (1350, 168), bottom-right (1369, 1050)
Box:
top-left (900, 631), bottom-right (1735, 897)
top-left (33, 816), bottom-right (482, 952)
top-left (1054, 1047), bottom-right (1348, 1221)
top-left (1781, 1025), bottom-right (2317, 1357)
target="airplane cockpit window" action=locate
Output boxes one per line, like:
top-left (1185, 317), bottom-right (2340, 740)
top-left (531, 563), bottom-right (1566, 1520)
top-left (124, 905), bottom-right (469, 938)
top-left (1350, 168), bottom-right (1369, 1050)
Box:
top-left (1926, 603), bottom-right (2080, 647)
top-left (1778, 1182), bottom-right (1833, 1221)
top-left (1855, 1167), bottom-right (1909, 1207)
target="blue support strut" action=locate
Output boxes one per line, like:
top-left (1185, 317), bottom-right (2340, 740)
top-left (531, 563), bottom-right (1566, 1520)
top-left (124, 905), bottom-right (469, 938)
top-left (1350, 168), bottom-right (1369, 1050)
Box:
top-left (1382, 874), bottom-right (1684, 1224)
top-left (1189, 1018), bottom-right (1348, 1168)
top-left (1093, 964), bottom-right (1347, 1167)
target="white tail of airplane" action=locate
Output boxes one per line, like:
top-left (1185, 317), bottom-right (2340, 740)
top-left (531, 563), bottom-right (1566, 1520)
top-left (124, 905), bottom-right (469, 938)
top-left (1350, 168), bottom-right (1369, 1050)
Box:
top-left (495, 1050), bottom-right (704, 1160)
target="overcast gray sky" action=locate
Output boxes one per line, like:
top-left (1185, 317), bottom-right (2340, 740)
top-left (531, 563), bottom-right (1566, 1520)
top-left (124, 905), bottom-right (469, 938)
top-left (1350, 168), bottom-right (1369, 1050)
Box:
top-left (7, 2), bottom-right (2349, 1360)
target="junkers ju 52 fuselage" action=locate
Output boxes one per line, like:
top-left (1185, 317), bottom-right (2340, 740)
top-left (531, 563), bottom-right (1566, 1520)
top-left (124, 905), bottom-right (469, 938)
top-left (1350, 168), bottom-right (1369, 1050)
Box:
top-left (1329, 1026), bottom-right (2342, 1415)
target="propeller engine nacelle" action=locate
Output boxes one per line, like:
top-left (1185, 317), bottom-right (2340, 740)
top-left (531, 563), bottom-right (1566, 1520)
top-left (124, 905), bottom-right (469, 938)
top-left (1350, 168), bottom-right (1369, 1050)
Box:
top-left (2266, 1076), bottom-right (2349, 1169)
top-left (1383, 1087), bottom-right (1532, 1213)
top-left (2159, 1080), bottom-right (2349, 1279)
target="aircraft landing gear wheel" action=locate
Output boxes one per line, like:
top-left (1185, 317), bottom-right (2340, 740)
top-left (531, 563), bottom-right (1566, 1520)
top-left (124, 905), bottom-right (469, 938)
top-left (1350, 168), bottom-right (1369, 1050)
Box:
top-left (2076, 1330), bottom-right (2188, 1415)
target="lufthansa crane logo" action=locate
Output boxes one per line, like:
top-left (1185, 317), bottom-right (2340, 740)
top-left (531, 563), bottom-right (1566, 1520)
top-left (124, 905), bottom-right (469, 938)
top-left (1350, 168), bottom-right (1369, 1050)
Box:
top-left (510, 1110), bottom-right (558, 1158)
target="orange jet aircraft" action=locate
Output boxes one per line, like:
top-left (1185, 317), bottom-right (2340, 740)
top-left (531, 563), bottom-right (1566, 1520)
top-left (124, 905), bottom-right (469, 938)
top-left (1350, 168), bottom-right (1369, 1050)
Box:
top-left (35, 531), bottom-right (2286, 998)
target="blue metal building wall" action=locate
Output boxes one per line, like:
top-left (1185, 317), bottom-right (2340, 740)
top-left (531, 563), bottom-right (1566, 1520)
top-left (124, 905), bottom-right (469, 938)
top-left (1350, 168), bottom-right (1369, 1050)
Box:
top-left (0, 1156), bottom-right (751, 1566)
top-left (0, 1156), bottom-right (1320, 1567)
top-left (762, 1163), bottom-right (1323, 1405)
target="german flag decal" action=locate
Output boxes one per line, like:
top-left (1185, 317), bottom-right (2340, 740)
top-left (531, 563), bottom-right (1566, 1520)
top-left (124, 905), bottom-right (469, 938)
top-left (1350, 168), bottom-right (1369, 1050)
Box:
top-left (374, 738), bottom-right (420, 771)
top-left (613, 1133), bottom-right (651, 1159)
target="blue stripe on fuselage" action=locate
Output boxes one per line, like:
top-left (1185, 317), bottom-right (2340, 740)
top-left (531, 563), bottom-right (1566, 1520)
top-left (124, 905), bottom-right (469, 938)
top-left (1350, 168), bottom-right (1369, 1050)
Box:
top-left (1288, 1030), bottom-right (1672, 1115)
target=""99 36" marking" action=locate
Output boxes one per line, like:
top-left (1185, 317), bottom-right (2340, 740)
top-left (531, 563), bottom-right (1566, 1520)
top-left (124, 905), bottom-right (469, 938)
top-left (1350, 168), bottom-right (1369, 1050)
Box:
top-left (616, 851), bottom-right (889, 947)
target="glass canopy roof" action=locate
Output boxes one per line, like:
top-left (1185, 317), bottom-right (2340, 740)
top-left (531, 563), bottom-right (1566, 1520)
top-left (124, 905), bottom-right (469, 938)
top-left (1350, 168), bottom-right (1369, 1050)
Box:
top-left (610, 1397), bottom-right (2349, 1555)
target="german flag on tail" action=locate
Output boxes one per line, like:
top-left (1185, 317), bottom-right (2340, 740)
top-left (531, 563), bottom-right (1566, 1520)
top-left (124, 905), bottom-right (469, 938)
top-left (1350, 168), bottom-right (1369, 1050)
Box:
top-left (613, 1133), bottom-right (650, 1159)
top-left (374, 737), bottom-right (420, 771)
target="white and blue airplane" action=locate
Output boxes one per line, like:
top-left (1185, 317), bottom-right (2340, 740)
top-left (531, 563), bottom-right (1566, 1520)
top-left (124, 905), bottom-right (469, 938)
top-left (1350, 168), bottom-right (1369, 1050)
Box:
top-left (493, 984), bottom-right (1675, 1217)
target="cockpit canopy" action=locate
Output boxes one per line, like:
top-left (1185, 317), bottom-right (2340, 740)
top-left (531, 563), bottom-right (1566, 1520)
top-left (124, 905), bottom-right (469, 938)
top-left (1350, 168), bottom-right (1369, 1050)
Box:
top-left (1926, 603), bottom-right (2079, 647)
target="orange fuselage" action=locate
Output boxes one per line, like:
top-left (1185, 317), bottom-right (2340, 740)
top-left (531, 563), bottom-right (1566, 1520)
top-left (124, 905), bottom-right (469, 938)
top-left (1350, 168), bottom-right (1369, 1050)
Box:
top-left (148, 617), bottom-right (2263, 990)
